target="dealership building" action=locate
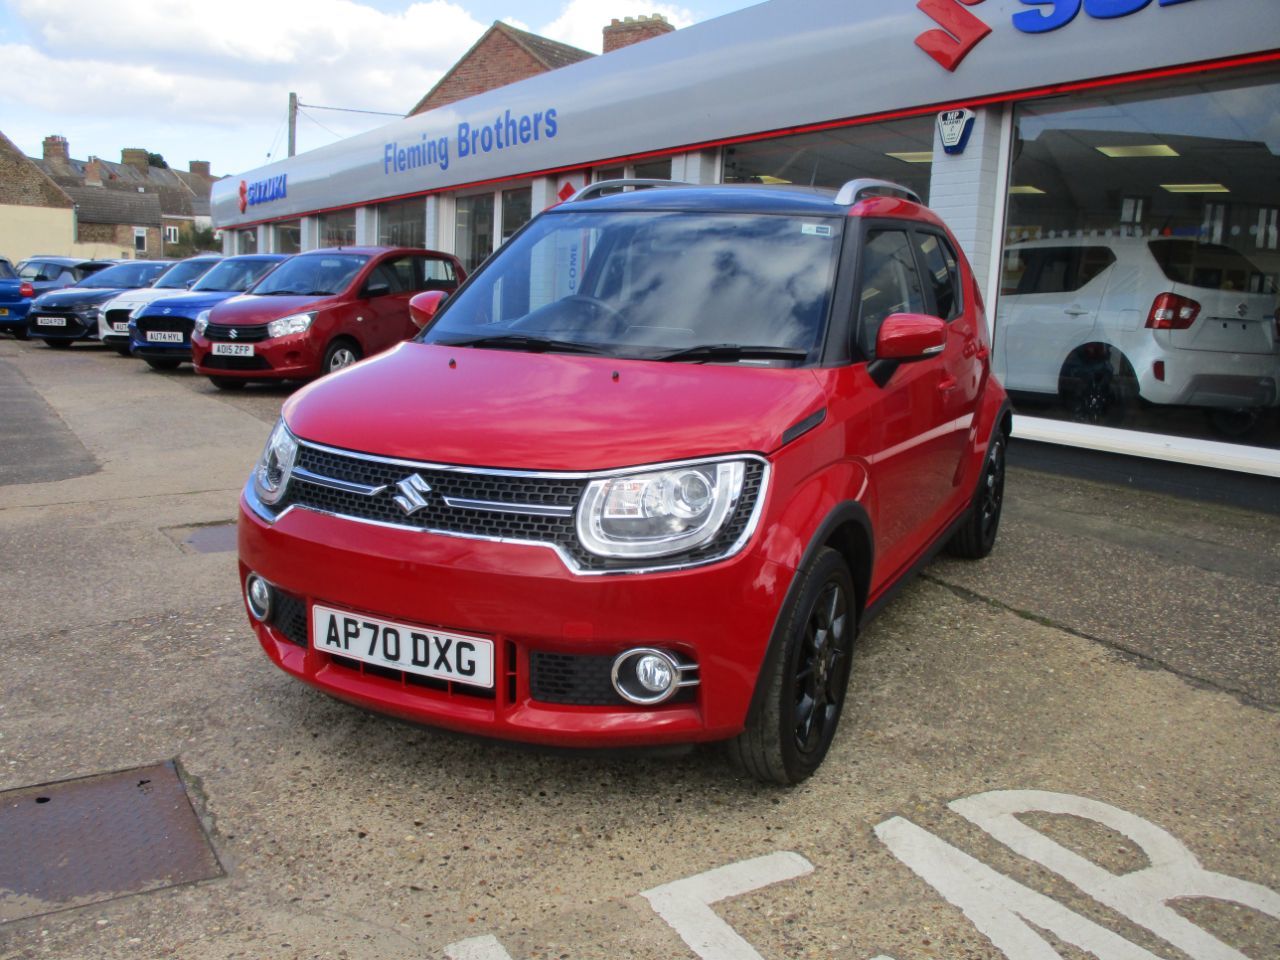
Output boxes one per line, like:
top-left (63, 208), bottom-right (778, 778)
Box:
top-left (212, 0), bottom-right (1280, 477)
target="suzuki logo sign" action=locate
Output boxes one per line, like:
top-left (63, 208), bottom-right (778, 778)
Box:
top-left (393, 474), bottom-right (433, 516)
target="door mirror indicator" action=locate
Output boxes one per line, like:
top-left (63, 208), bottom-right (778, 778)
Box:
top-left (876, 313), bottom-right (947, 361)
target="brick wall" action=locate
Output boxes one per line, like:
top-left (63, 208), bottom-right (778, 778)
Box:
top-left (77, 222), bottom-right (160, 257)
top-left (413, 31), bottom-right (546, 114)
top-left (0, 132), bottom-right (73, 208)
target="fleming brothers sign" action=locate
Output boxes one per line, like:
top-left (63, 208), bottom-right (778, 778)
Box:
top-left (383, 107), bottom-right (559, 176)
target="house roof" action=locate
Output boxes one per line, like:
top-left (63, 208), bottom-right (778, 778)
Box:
top-left (408, 21), bottom-right (594, 116)
top-left (33, 155), bottom-right (214, 221)
top-left (63, 185), bottom-right (162, 226)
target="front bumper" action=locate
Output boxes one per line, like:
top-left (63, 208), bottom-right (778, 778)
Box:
top-left (27, 310), bottom-right (99, 341)
top-left (192, 330), bottom-right (322, 380)
top-left (238, 485), bottom-right (789, 747)
top-left (0, 304), bottom-right (31, 332)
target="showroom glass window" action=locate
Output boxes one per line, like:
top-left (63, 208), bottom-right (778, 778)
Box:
top-left (274, 220), bottom-right (302, 254)
top-left (237, 229), bottom-right (257, 254)
top-left (501, 187), bottom-right (532, 242)
top-left (455, 194), bottom-right (494, 273)
top-left (378, 198), bottom-right (426, 248)
top-left (723, 115), bottom-right (934, 202)
top-left (996, 69), bottom-right (1280, 449)
top-left (318, 210), bottom-right (356, 247)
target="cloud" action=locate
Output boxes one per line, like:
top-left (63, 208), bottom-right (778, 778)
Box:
top-left (537, 0), bottom-right (695, 54)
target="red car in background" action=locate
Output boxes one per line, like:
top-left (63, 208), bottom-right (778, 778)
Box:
top-left (191, 246), bottom-right (464, 390)
top-left (238, 180), bottom-right (1010, 783)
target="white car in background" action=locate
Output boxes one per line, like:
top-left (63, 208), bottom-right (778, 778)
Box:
top-left (98, 255), bottom-right (222, 353)
top-left (994, 237), bottom-right (1278, 426)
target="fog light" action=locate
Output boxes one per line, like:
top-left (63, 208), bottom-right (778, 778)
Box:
top-left (245, 574), bottom-right (272, 621)
top-left (612, 648), bottom-right (695, 705)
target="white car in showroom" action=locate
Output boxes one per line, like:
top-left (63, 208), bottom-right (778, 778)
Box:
top-left (97, 255), bottom-right (222, 353)
top-left (994, 236), bottom-right (1278, 426)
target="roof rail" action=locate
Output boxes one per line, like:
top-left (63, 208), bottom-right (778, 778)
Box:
top-left (566, 178), bottom-right (693, 203)
top-left (834, 179), bottom-right (922, 206)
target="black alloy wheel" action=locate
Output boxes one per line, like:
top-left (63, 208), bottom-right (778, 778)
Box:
top-left (947, 430), bottom-right (1006, 559)
top-left (728, 547), bottom-right (856, 784)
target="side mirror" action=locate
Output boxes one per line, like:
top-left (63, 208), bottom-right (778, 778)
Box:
top-left (185, 279), bottom-right (197, 289)
top-left (409, 290), bottom-right (448, 330)
top-left (364, 281), bottom-right (391, 299)
top-left (875, 313), bottom-right (946, 361)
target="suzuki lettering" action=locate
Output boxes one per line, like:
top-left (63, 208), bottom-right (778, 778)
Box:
top-left (239, 174), bottom-right (288, 213)
top-left (1013, 0), bottom-right (1198, 35)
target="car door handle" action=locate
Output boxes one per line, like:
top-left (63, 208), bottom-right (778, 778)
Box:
top-left (1064, 306), bottom-right (1090, 316)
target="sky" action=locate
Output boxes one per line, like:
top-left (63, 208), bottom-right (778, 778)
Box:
top-left (0, 0), bottom-right (763, 178)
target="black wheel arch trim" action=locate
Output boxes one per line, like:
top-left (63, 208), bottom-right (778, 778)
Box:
top-left (743, 500), bottom-right (874, 728)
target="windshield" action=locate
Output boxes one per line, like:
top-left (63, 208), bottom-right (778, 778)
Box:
top-left (80, 261), bottom-right (167, 289)
top-left (251, 254), bottom-right (367, 296)
top-left (154, 259), bottom-right (218, 289)
top-left (421, 209), bottom-right (841, 363)
top-left (194, 257), bottom-right (282, 293)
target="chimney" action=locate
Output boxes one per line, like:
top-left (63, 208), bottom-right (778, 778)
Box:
top-left (188, 160), bottom-right (211, 178)
top-left (43, 135), bottom-right (69, 163)
top-left (84, 157), bottom-right (104, 187)
top-left (121, 147), bottom-right (150, 173)
top-left (603, 14), bottom-right (674, 53)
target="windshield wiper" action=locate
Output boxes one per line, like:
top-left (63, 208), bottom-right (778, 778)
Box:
top-left (437, 334), bottom-right (613, 356)
top-left (655, 343), bottom-right (811, 363)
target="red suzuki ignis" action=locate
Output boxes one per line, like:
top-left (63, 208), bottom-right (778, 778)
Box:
top-left (239, 179), bottom-right (1010, 783)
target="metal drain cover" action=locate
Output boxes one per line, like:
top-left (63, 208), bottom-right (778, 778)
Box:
top-left (0, 761), bottom-right (221, 922)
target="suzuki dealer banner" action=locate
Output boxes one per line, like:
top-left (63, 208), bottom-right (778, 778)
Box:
top-left (212, 0), bottom-right (1280, 227)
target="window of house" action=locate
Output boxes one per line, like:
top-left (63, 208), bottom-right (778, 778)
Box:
top-left (164, 225), bottom-right (180, 245)
top-left (133, 228), bottom-right (147, 254)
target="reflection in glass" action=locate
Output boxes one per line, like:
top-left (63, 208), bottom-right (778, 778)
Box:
top-left (455, 194), bottom-right (495, 273)
top-left (996, 70), bottom-right (1280, 448)
top-left (378, 198), bottom-right (426, 248)
top-left (274, 220), bottom-right (302, 255)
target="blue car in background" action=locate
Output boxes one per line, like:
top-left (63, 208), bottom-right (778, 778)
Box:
top-left (0, 256), bottom-right (117, 339)
top-left (129, 254), bottom-right (288, 370)
top-left (27, 260), bottom-right (170, 348)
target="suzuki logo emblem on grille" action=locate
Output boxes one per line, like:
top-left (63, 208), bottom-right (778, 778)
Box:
top-left (229, 328), bottom-right (238, 339)
top-left (162, 307), bottom-right (172, 315)
top-left (393, 474), bottom-right (433, 515)
top-left (1237, 302), bottom-right (1249, 319)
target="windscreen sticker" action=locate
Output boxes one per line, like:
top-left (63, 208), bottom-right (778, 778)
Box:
top-left (802, 224), bottom-right (833, 237)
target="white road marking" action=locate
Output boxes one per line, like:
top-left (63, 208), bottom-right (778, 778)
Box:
top-left (641, 850), bottom-right (815, 960)
top-left (443, 934), bottom-right (513, 960)
top-left (951, 790), bottom-right (1280, 960)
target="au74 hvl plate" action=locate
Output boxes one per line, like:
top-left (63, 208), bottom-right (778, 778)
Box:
top-left (0, 761), bottom-right (222, 922)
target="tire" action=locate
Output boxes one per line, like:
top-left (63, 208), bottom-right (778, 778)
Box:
top-left (947, 429), bottom-right (1007, 560)
top-left (113, 344), bottom-right (132, 357)
top-left (1058, 345), bottom-right (1135, 425)
top-left (210, 377), bottom-right (246, 391)
top-left (13, 327), bottom-right (28, 341)
top-left (43, 339), bottom-right (72, 349)
top-left (728, 547), bottom-right (856, 785)
top-left (144, 357), bottom-right (181, 371)
top-left (1206, 407), bottom-right (1261, 440)
top-left (322, 339), bottom-right (362, 375)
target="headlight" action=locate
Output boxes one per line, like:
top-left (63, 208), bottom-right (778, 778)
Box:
top-left (253, 419), bottom-right (298, 507)
top-left (576, 459), bottom-right (746, 559)
top-left (194, 309), bottom-right (211, 335)
top-left (80, 306), bottom-right (100, 320)
top-left (267, 312), bottom-right (314, 339)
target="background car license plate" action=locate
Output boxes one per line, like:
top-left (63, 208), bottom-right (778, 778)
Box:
top-left (112, 322), bottom-right (129, 333)
top-left (0, 308), bottom-right (8, 316)
top-left (147, 331), bottom-right (184, 343)
top-left (212, 343), bottom-right (254, 356)
top-left (311, 604), bottom-right (494, 687)
top-left (36, 316), bottom-right (66, 326)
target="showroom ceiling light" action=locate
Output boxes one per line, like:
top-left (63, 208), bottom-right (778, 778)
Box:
top-left (1096, 144), bottom-right (1180, 158)
top-left (1009, 186), bottom-right (1046, 195)
top-left (1161, 183), bottom-right (1230, 193)
top-left (886, 151), bottom-right (934, 163)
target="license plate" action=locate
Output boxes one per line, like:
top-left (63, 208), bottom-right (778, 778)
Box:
top-left (112, 322), bottom-right (129, 333)
top-left (312, 604), bottom-right (494, 687)
top-left (35, 316), bottom-right (66, 327)
top-left (147, 331), bottom-right (184, 343)
top-left (0, 308), bottom-right (8, 317)
top-left (212, 343), bottom-right (254, 356)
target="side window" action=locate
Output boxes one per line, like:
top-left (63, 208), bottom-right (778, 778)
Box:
top-left (367, 261), bottom-right (404, 295)
top-left (1013, 246), bottom-right (1115, 295)
top-left (914, 231), bottom-right (963, 321)
top-left (383, 256), bottom-right (417, 292)
top-left (419, 256), bottom-right (457, 290)
top-left (857, 229), bottom-right (925, 358)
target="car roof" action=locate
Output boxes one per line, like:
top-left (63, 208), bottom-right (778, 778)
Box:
top-left (226, 253), bottom-right (289, 262)
top-left (559, 184), bottom-right (848, 217)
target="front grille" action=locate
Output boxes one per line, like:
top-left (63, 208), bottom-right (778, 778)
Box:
top-left (104, 308), bottom-right (133, 329)
top-left (279, 444), bottom-right (765, 573)
top-left (326, 654), bottom-right (497, 700)
top-left (205, 322), bottom-right (270, 342)
top-left (269, 590), bottom-right (308, 647)
top-left (203, 354), bottom-right (271, 370)
top-left (530, 653), bottom-right (624, 705)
